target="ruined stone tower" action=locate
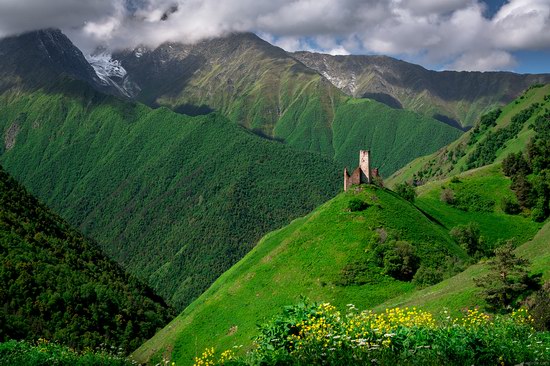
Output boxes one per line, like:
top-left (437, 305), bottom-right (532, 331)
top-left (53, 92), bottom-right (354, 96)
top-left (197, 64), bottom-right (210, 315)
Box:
top-left (359, 150), bottom-right (370, 184)
top-left (344, 150), bottom-right (379, 191)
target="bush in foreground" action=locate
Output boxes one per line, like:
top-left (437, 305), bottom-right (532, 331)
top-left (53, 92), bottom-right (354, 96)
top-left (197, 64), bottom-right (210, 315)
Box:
top-left (0, 339), bottom-right (134, 366)
top-left (194, 301), bottom-right (550, 366)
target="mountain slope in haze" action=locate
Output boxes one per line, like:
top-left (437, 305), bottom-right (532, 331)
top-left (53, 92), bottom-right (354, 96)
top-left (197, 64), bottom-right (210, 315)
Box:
top-left (388, 84), bottom-right (550, 187)
top-left (132, 185), bottom-right (468, 365)
top-left (293, 51), bottom-right (550, 128)
top-left (111, 32), bottom-right (463, 176)
top-left (0, 82), bottom-right (342, 311)
top-left (0, 29), bottom-right (122, 96)
top-left (0, 165), bottom-right (173, 353)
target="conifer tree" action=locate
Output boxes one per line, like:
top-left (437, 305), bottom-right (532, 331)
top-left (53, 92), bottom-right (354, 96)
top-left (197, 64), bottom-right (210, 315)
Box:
top-left (474, 243), bottom-right (533, 311)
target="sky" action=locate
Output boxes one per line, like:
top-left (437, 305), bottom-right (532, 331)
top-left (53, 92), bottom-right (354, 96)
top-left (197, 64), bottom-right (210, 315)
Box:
top-left (0, 0), bottom-right (549, 73)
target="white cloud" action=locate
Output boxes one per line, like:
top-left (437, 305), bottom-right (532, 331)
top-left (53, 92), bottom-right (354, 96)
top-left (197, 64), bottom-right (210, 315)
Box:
top-left (0, 0), bottom-right (549, 71)
top-left (491, 0), bottom-right (550, 50)
top-left (449, 49), bottom-right (517, 71)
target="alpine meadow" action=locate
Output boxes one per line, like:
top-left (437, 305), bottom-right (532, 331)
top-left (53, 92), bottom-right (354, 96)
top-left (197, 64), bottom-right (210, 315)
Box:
top-left (0, 2), bottom-right (550, 366)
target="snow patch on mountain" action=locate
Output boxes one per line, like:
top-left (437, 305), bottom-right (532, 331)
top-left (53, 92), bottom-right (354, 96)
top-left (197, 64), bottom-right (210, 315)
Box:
top-left (87, 52), bottom-right (127, 81)
top-left (86, 52), bottom-right (139, 98)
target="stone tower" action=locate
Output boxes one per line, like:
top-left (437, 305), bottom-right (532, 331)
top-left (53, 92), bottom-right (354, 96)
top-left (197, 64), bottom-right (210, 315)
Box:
top-left (359, 150), bottom-right (370, 184)
top-left (343, 150), bottom-right (373, 191)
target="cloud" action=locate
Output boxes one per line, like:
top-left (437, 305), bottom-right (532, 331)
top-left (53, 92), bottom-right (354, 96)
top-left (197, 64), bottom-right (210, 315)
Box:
top-left (0, 0), bottom-right (117, 37)
top-left (448, 49), bottom-right (517, 71)
top-left (0, 0), bottom-right (549, 71)
top-left (491, 0), bottom-right (550, 50)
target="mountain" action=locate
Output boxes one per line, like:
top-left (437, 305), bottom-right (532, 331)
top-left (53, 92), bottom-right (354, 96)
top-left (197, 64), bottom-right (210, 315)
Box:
top-left (0, 29), bottom-right (121, 96)
top-left (0, 164), bottom-right (174, 353)
top-left (132, 184), bottom-right (470, 364)
top-left (388, 83), bottom-right (550, 186)
top-left (0, 80), bottom-right (345, 311)
top-left (109, 32), bottom-right (463, 176)
top-left (292, 51), bottom-right (550, 128)
top-left (0, 29), bottom-right (465, 313)
top-left (133, 117), bottom-right (549, 365)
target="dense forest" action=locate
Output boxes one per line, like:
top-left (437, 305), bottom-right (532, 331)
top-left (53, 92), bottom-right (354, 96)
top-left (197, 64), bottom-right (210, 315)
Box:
top-left (0, 165), bottom-right (174, 353)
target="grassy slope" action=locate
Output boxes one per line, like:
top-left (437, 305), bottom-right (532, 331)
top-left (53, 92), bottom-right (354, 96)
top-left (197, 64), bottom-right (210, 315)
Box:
top-left (388, 84), bottom-right (550, 187)
top-left (378, 220), bottom-right (550, 313)
top-left (0, 164), bottom-right (173, 352)
top-left (330, 99), bottom-right (462, 174)
top-left (0, 84), bottom-right (341, 311)
top-left (414, 164), bottom-right (541, 247)
top-left (132, 185), bottom-right (468, 365)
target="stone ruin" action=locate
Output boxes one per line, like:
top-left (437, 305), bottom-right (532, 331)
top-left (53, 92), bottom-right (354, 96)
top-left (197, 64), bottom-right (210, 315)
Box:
top-left (343, 150), bottom-right (380, 191)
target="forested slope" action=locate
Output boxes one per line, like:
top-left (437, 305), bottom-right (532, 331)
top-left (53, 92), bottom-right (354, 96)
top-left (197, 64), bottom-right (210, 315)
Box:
top-left (0, 165), bottom-right (173, 353)
top-left (0, 82), bottom-right (341, 310)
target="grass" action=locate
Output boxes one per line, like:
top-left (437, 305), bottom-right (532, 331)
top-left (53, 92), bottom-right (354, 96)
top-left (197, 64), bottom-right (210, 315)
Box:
top-left (132, 185), bottom-right (466, 365)
top-left (414, 164), bottom-right (542, 247)
top-left (388, 84), bottom-right (550, 186)
top-left (0, 339), bottom-right (134, 366)
top-left (378, 220), bottom-right (550, 313)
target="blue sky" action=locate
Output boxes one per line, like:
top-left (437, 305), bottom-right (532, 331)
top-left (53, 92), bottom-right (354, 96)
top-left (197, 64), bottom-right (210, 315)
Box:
top-left (0, 0), bottom-right (549, 73)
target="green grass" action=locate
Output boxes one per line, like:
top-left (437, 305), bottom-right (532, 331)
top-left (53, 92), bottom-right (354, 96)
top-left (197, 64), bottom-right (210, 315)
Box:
top-left (388, 84), bottom-right (550, 186)
top-left (0, 83), bottom-right (341, 311)
top-left (0, 340), bottom-right (134, 366)
top-left (414, 164), bottom-right (542, 247)
top-left (378, 220), bottom-right (550, 313)
top-left (132, 185), bottom-right (466, 365)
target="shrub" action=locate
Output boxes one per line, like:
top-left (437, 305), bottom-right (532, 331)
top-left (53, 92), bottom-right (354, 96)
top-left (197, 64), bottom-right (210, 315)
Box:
top-left (382, 241), bottom-right (420, 281)
top-left (347, 198), bottom-right (368, 212)
top-left (440, 188), bottom-right (455, 204)
top-left (413, 265), bottom-right (443, 286)
top-left (474, 243), bottom-right (537, 311)
top-left (0, 339), bottom-right (133, 366)
top-left (524, 281), bottom-right (550, 331)
top-left (502, 152), bottom-right (531, 177)
top-left (394, 182), bottom-right (416, 202)
top-left (204, 301), bottom-right (550, 366)
top-left (511, 175), bottom-right (536, 208)
top-left (500, 196), bottom-right (521, 215)
top-left (449, 223), bottom-right (484, 257)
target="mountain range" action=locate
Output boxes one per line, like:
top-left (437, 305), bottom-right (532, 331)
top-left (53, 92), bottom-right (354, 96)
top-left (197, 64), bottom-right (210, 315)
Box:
top-left (0, 27), bottom-right (549, 363)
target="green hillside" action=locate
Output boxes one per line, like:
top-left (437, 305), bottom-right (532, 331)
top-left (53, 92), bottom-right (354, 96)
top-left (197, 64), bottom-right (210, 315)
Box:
top-left (0, 164), bottom-right (173, 353)
top-left (388, 84), bottom-right (550, 186)
top-left (116, 33), bottom-right (463, 177)
top-left (414, 164), bottom-right (541, 247)
top-left (378, 163), bottom-right (547, 312)
top-left (132, 185), bottom-right (469, 365)
top-left (379, 220), bottom-right (550, 313)
top-left (0, 83), bottom-right (341, 311)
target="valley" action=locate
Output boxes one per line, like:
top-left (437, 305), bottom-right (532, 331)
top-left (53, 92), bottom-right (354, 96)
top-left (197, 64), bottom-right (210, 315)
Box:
top-left (0, 22), bottom-right (549, 366)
